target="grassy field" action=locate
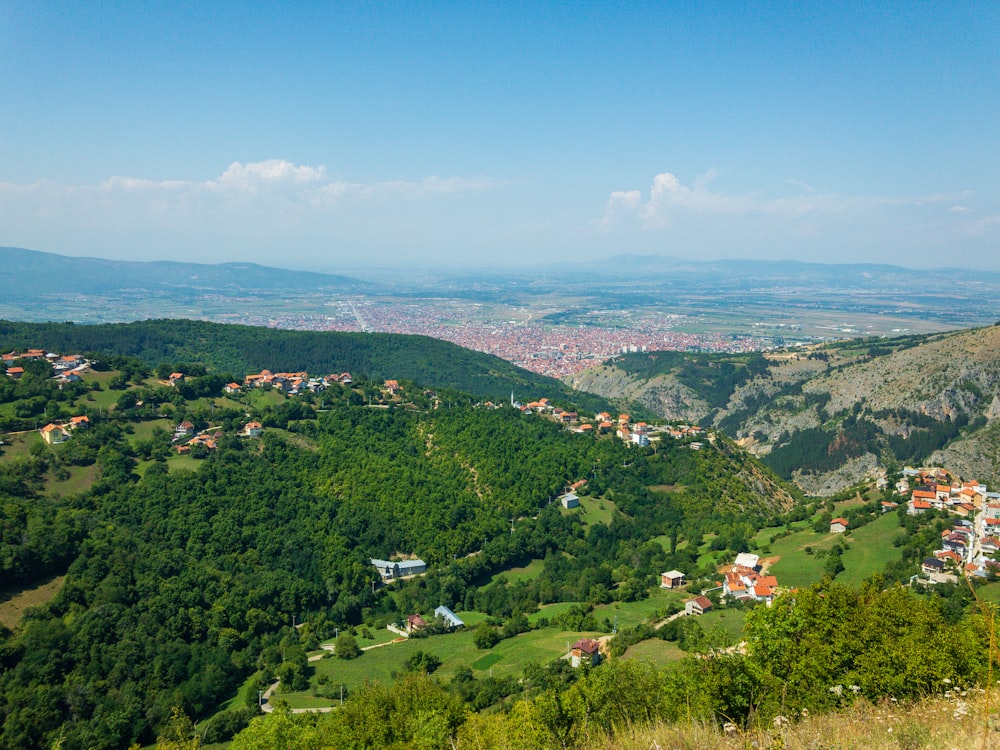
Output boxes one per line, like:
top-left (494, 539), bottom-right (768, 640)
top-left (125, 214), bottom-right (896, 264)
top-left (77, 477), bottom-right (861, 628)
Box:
top-left (0, 576), bottom-right (65, 631)
top-left (757, 512), bottom-right (904, 589)
top-left (44, 463), bottom-right (99, 496)
top-left (574, 496), bottom-right (617, 527)
top-left (593, 587), bottom-right (686, 629)
top-left (168, 454), bottom-right (203, 473)
top-left (623, 638), bottom-right (686, 665)
top-left (696, 608), bottom-right (746, 643)
top-left (490, 558), bottom-right (546, 584)
top-left (0, 431), bottom-right (41, 459)
top-left (835, 513), bottom-right (906, 588)
top-left (527, 602), bottom-right (579, 625)
top-left (283, 625), bottom-right (602, 708)
top-left (124, 418), bottom-right (172, 444)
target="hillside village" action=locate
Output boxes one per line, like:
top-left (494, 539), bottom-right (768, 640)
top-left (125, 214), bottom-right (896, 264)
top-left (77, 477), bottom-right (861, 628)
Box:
top-left (4, 337), bottom-right (1000, 747)
top-left (8, 347), bottom-right (997, 592)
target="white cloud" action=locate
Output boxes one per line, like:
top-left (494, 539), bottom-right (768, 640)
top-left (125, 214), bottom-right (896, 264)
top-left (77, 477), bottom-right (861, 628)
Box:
top-left (602, 170), bottom-right (967, 231)
top-left (0, 160), bottom-right (503, 224)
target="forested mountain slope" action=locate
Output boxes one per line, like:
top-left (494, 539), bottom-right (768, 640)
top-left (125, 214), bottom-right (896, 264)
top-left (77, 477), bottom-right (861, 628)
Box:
top-left (0, 318), bottom-right (621, 411)
top-left (0, 362), bottom-right (795, 748)
top-left (570, 325), bottom-right (1000, 493)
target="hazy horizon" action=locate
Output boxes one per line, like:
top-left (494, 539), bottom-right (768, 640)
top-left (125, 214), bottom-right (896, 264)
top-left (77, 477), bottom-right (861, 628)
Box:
top-left (3, 4), bottom-right (998, 271)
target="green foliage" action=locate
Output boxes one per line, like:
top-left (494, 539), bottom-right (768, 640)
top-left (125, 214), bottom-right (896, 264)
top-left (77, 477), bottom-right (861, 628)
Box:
top-left (0, 318), bottom-right (618, 409)
top-left (334, 632), bottom-right (361, 660)
top-left (473, 623), bottom-right (500, 650)
top-left (744, 580), bottom-right (987, 715)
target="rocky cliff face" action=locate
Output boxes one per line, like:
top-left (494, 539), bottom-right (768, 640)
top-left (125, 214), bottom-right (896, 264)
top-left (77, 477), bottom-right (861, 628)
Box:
top-left (570, 325), bottom-right (1000, 494)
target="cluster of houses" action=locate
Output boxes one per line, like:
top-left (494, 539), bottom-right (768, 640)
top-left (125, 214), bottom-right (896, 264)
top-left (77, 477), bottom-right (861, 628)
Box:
top-left (39, 415), bottom-right (90, 444)
top-left (234, 369), bottom-right (353, 395)
top-left (895, 467), bottom-right (1000, 581)
top-left (903, 470), bottom-right (994, 518)
top-left (172, 419), bottom-right (263, 454)
top-left (3, 348), bottom-right (91, 387)
top-left (661, 551), bottom-right (781, 618)
top-left (513, 394), bottom-right (707, 448)
top-left (719, 552), bottom-right (780, 604)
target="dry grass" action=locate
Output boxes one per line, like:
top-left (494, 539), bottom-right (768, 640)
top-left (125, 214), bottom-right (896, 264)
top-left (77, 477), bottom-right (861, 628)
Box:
top-left (592, 689), bottom-right (1000, 750)
top-left (0, 576), bottom-right (65, 631)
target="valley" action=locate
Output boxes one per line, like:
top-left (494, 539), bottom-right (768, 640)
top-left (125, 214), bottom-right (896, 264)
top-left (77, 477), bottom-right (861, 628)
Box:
top-left (1, 324), bottom-right (996, 748)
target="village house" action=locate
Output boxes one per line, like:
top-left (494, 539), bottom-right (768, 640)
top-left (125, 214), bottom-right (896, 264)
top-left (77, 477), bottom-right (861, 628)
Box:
top-left (40, 423), bottom-right (70, 444)
top-left (242, 421), bottom-right (263, 438)
top-left (684, 595), bottom-right (713, 616)
top-left (224, 382), bottom-right (241, 395)
top-left (560, 492), bottom-right (580, 509)
top-left (569, 638), bottom-right (601, 668)
top-left (829, 518), bottom-right (849, 534)
top-left (660, 570), bottom-right (686, 589)
top-left (922, 557), bottom-right (945, 575)
top-left (371, 558), bottom-right (427, 580)
top-left (405, 614), bottom-right (426, 635)
top-left (434, 605), bottom-right (464, 630)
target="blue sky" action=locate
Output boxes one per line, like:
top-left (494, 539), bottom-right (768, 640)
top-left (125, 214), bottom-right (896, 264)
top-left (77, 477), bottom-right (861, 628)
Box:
top-left (2, 2), bottom-right (998, 271)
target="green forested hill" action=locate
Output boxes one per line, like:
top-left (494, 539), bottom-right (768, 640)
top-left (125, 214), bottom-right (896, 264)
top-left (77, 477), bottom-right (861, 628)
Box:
top-left (0, 318), bottom-right (619, 411)
top-left (0, 365), bottom-right (795, 748)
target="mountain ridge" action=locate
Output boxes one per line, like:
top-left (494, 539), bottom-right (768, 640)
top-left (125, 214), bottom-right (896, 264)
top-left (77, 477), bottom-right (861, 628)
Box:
top-left (570, 325), bottom-right (1000, 493)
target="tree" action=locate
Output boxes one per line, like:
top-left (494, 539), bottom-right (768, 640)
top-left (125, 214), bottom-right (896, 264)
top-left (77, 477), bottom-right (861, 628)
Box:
top-left (334, 632), bottom-right (361, 660)
top-left (474, 622), bottom-right (500, 649)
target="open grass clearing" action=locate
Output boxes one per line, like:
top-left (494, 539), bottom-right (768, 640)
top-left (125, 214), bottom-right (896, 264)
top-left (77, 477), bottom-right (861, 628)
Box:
top-left (575, 496), bottom-right (617, 527)
top-left (490, 558), bottom-right (545, 585)
top-left (0, 576), bottom-right (65, 631)
top-left (593, 587), bottom-right (686, 630)
top-left (44, 463), bottom-right (99, 496)
top-left (168, 454), bottom-right (203, 473)
top-left (622, 638), bottom-right (686, 665)
top-left (527, 602), bottom-right (578, 625)
top-left (284, 625), bottom-right (601, 708)
top-left (0, 431), bottom-right (41, 460)
top-left (695, 607), bottom-right (746, 643)
top-left (124, 418), bottom-right (172, 444)
top-left (834, 513), bottom-right (906, 588)
top-left (760, 512), bottom-right (903, 589)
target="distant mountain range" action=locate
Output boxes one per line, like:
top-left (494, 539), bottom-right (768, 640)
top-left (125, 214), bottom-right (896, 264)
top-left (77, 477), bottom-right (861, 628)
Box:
top-left (0, 246), bottom-right (373, 296)
top-left (575, 253), bottom-right (1000, 288)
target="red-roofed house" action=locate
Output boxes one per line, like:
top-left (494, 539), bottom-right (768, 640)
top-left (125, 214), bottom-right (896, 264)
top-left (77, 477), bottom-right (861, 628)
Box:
top-left (684, 595), bottom-right (713, 616)
top-left (570, 638), bottom-right (601, 667)
top-left (829, 518), bottom-right (849, 533)
top-left (40, 423), bottom-right (69, 444)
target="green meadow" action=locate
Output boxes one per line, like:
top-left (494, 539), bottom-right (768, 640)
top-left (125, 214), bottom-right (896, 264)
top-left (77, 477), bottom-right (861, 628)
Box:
top-left (284, 626), bottom-right (602, 709)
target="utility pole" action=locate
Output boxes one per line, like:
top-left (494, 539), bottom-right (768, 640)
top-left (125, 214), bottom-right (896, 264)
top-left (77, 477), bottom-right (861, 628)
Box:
top-left (258, 690), bottom-right (264, 707)
top-left (340, 685), bottom-right (344, 705)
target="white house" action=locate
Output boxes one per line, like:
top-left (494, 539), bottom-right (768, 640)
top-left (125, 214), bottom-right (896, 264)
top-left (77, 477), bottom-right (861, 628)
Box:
top-left (560, 492), bottom-right (580, 509)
